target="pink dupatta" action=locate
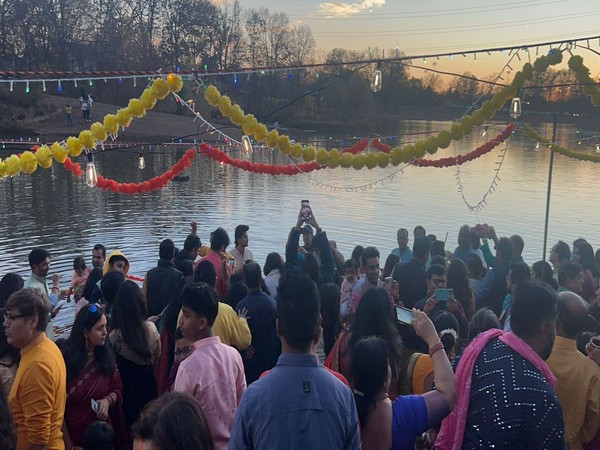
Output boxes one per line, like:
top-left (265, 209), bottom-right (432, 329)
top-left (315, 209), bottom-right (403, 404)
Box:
top-left (435, 329), bottom-right (557, 450)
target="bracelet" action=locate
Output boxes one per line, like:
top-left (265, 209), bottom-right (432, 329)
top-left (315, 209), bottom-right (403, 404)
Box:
top-left (429, 342), bottom-right (445, 357)
top-left (52, 286), bottom-right (60, 292)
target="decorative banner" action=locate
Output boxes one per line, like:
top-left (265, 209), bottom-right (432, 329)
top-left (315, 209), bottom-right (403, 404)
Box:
top-left (203, 49), bottom-right (565, 170)
top-left (95, 148), bottom-right (196, 194)
top-left (200, 144), bottom-right (324, 175)
top-left (524, 124), bottom-right (600, 163)
top-left (0, 74), bottom-right (184, 179)
top-left (413, 124), bottom-right (514, 167)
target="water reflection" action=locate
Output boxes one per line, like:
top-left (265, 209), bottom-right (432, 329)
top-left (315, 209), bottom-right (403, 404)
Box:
top-left (0, 120), bottom-right (597, 280)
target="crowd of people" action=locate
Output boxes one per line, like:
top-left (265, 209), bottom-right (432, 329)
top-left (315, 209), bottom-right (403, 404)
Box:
top-left (2, 206), bottom-right (600, 450)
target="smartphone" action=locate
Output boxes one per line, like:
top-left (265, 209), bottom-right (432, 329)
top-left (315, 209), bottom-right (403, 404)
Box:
top-left (395, 306), bottom-right (414, 325)
top-left (228, 259), bottom-right (235, 270)
top-left (301, 200), bottom-right (312, 222)
top-left (435, 288), bottom-right (453, 302)
top-left (91, 399), bottom-right (99, 413)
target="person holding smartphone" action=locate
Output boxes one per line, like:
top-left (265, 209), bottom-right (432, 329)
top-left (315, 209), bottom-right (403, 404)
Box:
top-left (414, 265), bottom-right (467, 339)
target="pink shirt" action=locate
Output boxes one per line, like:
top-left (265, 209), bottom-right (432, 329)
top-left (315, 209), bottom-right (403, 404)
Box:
top-left (173, 336), bottom-right (246, 450)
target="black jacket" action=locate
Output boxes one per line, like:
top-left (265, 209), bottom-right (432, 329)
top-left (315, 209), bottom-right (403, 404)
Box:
top-left (145, 259), bottom-right (182, 317)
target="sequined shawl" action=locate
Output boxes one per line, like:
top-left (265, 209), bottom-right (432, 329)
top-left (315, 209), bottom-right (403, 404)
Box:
top-left (435, 329), bottom-right (557, 450)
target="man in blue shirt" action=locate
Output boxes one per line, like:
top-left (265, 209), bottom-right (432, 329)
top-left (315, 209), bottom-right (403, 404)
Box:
top-left (229, 270), bottom-right (360, 450)
top-left (391, 228), bottom-right (413, 263)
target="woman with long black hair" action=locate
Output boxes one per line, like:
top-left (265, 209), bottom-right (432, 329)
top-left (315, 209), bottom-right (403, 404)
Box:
top-left (61, 304), bottom-right (127, 450)
top-left (109, 281), bottom-right (160, 428)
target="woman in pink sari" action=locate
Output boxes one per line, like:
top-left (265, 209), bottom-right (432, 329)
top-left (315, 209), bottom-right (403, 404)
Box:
top-left (61, 304), bottom-right (127, 450)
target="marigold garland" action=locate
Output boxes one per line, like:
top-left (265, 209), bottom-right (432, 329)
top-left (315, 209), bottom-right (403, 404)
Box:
top-left (204, 49), bottom-right (567, 170)
top-left (524, 124), bottom-right (600, 163)
top-left (0, 75), bottom-right (184, 179)
top-left (200, 144), bottom-right (324, 175)
top-left (95, 148), bottom-right (196, 194)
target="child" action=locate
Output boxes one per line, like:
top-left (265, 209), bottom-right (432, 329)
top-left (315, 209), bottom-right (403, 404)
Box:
top-left (163, 328), bottom-right (196, 393)
top-left (70, 256), bottom-right (91, 301)
top-left (82, 421), bottom-right (114, 450)
top-left (340, 259), bottom-right (358, 322)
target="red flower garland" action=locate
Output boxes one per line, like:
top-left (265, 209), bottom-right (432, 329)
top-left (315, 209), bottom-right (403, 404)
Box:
top-left (63, 157), bottom-right (84, 176)
top-left (126, 274), bottom-right (145, 282)
top-left (413, 124), bottom-right (515, 168)
top-left (95, 148), bottom-right (196, 194)
top-left (341, 138), bottom-right (369, 155)
top-left (372, 124), bottom-right (515, 167)
top-left (200, 144), bottom-right (324, 175)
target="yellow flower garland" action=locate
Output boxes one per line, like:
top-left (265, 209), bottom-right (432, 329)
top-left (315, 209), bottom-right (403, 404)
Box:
top-left (205, 49), bottom-right (568, 170)
top-left (0, 75), bottom-right (184, 179)
top-left (524, 124), bottom-right (600, 163)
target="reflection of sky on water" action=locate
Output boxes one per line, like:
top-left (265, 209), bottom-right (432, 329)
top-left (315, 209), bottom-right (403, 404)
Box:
top-left (0, 119), bottom-right (598, 279)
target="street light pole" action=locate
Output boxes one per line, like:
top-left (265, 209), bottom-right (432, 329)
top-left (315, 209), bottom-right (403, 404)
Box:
top-left (542, 114), bottom-right (558, 264)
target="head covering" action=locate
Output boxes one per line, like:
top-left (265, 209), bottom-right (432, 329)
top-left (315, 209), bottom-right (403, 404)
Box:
top-left (102, 250), bottom-right (130, 275)
top-left (302, 224), bottom-right (314, 235)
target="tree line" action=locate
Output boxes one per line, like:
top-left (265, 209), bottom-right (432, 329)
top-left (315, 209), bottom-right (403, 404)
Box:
top-left (0, 0), bottom-right (594, 131)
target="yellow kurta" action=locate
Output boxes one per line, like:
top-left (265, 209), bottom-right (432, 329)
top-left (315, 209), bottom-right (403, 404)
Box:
top-left (546, 335), bottom-right (600, 450)
top-left (9, 333), bottom-right (67, 450)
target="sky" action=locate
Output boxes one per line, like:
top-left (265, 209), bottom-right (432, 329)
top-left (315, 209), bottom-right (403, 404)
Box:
top-left (236, 0), bottom-right (600, 79)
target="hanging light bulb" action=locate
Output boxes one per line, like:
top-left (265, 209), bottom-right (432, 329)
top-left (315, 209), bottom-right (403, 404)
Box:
top-left (133, 77), bottom-right (137, 87)
top-left (25, 81), bottom-right (30, 93)
top-left (138, 153), bottom-right (145, 169)
top-left (371, 66), bottom-right (382, 93)
top-left (596, 144), bottom-right (600, 153)
top-left (57, 80), bottom-right (62, 92)
top-left (74, 79), bottom-right (78, 87)
top-left (9, 81), bottom-right (13, 92)
top-left (85, 153), bottom-right (98, 187)
top-left (482, 126), bottom-right (488, 137)
top-left (241, 135), bottom-right (253, 155)
top-left (42, 80), bottom-right (46, 91)
top-left (474, 53), bottom-right (477, 62)
top-left (535, 142), bottom-right (540, 150)
top-left (510, 97), bottom-right (522, 118)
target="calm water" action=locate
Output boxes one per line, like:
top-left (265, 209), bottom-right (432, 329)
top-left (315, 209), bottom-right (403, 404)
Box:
top-left (0, 120), bottom-right (598, 280)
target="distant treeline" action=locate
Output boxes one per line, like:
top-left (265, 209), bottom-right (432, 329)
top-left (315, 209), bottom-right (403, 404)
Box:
top-left (0, 1), bottom-right (595, 130)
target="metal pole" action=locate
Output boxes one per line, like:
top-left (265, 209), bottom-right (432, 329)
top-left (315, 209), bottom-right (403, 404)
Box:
top-left (542, 114), bottom-right (558, 264)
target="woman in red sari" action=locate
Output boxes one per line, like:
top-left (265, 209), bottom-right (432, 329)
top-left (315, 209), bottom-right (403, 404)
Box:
top-left (61, 304), bottom-right (127, 450)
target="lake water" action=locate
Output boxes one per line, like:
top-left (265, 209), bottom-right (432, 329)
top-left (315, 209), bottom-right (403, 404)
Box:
top-left (1, 119), bottom-right (598, 281)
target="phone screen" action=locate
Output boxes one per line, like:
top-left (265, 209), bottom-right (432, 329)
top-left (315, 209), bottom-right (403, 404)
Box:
top-left (395, 306), bottom-right (414, 325)
top-left (91, 399), bottom-right (99, 413)
top-left (301, 200), bottom-right (312, 222)
top-left (435, 289), bottom-right (453, 302)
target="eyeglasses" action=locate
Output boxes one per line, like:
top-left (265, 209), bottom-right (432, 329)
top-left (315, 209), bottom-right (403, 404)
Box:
top-left (174, 345), bottom-right (194, 357)
top-left (3, 313), bottom-right (31, 324)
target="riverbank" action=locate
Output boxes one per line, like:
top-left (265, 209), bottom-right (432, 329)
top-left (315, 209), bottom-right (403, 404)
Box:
top-left (1, 93), bottom-right (598, 143)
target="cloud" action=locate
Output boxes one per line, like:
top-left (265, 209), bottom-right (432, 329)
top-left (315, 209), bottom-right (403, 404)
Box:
top-left (319, 0), bottom-right (386, 17)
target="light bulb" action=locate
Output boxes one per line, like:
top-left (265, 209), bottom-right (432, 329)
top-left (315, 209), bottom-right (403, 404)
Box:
top-left (241, 135), bottom-right (253, 155)
top-left (57, 80), bottom-right (62, 92)
top-left (86, 153), bottom-right (98, 187)
top-left (25, 81), bottom-right (30, 93)
top-left (74, 79), bottom-right (77, 87)
top-left (510, 97), bottom-right (522, 118)
top-left (371, 69), bottom-right (382, 92)
top-left (138, 153), bottom-right (145, 169)
top-left (42, 80), bottom-right (46, 91)
top-left (482, 126), bottom-right (488, 137)
top-left (535, 143), bottom-right (540, 150)
top-left (596, 144), bottom-right (600, 153)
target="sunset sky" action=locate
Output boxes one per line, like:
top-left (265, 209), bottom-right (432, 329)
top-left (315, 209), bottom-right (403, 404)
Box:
top-left (237, 0), bottom-right (600, 79)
